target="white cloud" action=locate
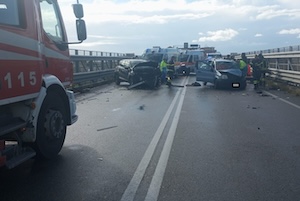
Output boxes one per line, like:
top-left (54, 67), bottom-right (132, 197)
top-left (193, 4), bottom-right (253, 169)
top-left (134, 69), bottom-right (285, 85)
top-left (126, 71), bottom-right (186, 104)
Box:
top-left (278, 28), bottom-right (300, 35)
top-left (278, 28), bottom-right (300, 39)
top-left (277, 0), bottom-right (300, 8)
top-left (255, 7), bottom-right (300, 20)
top-left (58, 0), bottom-right (300, 54)
top-left (198, 29), bottom-right (239, 42)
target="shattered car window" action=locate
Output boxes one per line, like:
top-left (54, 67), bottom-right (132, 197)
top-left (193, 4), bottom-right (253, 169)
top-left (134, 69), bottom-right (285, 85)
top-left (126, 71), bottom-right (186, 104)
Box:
top-left (216, 61), bottom-right (239, 70)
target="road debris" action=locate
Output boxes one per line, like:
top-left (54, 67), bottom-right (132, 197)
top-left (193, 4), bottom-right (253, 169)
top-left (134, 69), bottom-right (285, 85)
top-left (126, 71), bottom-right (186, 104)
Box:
top-left (247, 105), bottom-right (260, 109)
top-left (128, 81), bottom-right (145, 90)
top-left (97, 126), bottom-right (118, 132)
top-left (139, 105), bottom-right (145, 110)
top-left (186, 82), bottom-right (201, 87)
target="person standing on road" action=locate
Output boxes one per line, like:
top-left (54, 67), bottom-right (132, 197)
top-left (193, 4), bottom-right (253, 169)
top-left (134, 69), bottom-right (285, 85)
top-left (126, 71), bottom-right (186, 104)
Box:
top-left (160, 58), bottom-right (168, 84)
top-left (258, 53), bottom-right (268, 87)
top-left (167, 56), bottom-right (176, 79)
top-left (239, 53), bottom-right (248, 78)
top-left (251, 54), bottom-right (261, 90)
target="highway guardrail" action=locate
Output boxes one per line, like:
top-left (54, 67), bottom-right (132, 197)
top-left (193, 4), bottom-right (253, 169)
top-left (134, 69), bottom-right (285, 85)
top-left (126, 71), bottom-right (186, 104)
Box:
top-left (72, 69), bottom-right (114, 91)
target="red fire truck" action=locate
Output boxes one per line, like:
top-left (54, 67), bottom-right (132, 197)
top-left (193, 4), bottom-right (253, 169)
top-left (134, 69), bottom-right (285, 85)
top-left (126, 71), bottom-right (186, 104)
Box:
top-left (0, 0), bottom-right (86, 168)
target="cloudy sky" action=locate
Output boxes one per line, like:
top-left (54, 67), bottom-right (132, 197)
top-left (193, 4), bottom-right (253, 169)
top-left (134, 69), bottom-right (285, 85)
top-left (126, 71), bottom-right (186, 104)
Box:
top-left (59, 0), bottom-right (300, 55)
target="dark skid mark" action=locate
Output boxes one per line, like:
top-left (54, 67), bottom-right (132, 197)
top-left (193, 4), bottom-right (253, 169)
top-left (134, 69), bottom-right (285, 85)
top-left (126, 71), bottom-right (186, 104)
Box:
top-left (186, 82), bottom-right (201, 87)
top-left (139, 105), bottom-right (145, 110)
top-left (97, 126), bottom-right (118, 132)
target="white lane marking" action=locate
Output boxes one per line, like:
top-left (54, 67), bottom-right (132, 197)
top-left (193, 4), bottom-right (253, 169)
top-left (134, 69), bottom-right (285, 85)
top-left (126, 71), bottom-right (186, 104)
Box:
top-left (144, 77), bottom-right (189, 201)
top-left (112, 108), bottom-right (121, 112)
top-left (120, 77), bottom-right (188, 201)
top-left (263, 91), bottom-right (300, 110)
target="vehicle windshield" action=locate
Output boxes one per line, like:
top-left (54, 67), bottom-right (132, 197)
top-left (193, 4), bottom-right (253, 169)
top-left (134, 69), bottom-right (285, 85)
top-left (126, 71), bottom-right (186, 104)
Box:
top-left (207, 54), bottom-right (222, 60)
top-left (142, 53), bottom-right (163, 63)
top-left (215, 61), bottom-right (239, 70)
top-left (130, 60), bottom-right (145, 66)
top-left (178, 54), bottom-right (189, 62)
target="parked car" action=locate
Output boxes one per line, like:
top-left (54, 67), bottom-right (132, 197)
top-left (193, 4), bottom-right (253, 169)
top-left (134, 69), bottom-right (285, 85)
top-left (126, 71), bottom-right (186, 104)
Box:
top-left (114, 59), bottom-right (161, 89)
top-left (195, 59), bottom-right (247, 89)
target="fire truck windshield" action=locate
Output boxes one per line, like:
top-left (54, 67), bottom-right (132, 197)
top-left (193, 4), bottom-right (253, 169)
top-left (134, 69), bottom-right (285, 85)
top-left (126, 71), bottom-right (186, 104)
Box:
top-left (0, 0), bottom-right (20, 26)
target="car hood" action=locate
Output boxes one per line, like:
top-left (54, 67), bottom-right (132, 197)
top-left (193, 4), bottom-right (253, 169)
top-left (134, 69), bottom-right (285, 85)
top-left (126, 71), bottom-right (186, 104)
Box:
top-left (218, 68), bottom-right (242, 77)
top-left (134, 61), bottom-right (158, 68)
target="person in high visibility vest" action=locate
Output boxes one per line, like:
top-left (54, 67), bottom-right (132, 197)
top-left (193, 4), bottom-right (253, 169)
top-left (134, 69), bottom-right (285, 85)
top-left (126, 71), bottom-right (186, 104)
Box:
top-left (160, 58), bottom-right (168, 84)
top-left (239, 53), bottom-right (248, 77)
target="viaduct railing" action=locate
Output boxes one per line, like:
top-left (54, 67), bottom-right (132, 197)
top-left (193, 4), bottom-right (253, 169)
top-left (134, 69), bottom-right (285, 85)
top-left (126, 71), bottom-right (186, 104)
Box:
top-left (240, 45), bottom-right (300, 87)
top-left (70, 49), bottom-right (132, 91)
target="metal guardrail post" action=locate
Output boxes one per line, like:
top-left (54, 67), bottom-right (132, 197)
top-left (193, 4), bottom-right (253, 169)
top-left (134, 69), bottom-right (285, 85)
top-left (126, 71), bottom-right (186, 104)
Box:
top-left (101, 52), bottom-right (104, 70)
top-left (109, 53), bottom-right (113, 69)
top-left (74, 49), bottom-right (80, 73)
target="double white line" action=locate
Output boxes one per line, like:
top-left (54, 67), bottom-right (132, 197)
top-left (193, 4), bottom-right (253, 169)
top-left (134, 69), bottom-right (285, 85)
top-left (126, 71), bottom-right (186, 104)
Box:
top-left (121, 77), bottom-right (189, 201)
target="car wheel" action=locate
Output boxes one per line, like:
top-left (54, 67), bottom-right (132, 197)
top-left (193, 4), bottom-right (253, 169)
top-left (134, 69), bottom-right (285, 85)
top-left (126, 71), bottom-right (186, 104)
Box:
top-left (240, 80), bottom-right (247, 90)
top-left (129, 76), bottom-right (135, 86)
top-left (149, 76), bottom-right (158, 89)
top-left (203, 82), bottom-right (207, 86)
top-left (156, 77), bottom-right (161, 88)
top-left (214, 80), bottom-right (219, 89)
top-left (185, 69), bottom-right (190, 76)
top-left (115, 74), bottom-right (120, 85)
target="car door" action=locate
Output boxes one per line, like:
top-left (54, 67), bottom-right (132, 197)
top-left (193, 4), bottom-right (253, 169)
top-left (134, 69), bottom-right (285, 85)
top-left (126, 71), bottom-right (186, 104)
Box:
top-left (195, 61), bottom-right (215, 83)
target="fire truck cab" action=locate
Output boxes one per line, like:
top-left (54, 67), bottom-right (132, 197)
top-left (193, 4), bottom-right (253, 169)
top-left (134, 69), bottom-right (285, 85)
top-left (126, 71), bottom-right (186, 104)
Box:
top-left (0, 0), bottom-right (86, 168)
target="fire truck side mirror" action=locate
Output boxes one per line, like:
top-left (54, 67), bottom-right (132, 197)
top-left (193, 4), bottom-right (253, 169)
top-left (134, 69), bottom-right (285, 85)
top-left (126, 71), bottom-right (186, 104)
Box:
top-left (76, 19), bottom-right (87, 41)
top-left (73, 4), bottom-right (84, 19)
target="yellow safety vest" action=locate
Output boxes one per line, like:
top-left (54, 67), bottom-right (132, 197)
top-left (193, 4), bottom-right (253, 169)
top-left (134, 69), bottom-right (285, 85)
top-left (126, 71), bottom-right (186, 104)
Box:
top-left (239, 60), bottom-right (247, 70)
top-left (160, 60), bottom-right (168, 71)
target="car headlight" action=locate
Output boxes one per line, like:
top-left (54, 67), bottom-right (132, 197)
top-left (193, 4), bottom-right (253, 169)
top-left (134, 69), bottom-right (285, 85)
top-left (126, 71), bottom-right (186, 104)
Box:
top-left (221, 74), bottom-right (228, 79)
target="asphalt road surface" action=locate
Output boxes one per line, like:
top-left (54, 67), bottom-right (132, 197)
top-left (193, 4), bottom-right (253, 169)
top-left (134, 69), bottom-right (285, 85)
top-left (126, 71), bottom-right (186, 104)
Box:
top-left (1, 75), bottom-right (300, 201)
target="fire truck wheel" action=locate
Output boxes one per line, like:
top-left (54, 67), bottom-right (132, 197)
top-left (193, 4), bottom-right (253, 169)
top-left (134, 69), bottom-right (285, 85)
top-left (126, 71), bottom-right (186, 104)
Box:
top-left (34, 92), bottom-right (67, 159)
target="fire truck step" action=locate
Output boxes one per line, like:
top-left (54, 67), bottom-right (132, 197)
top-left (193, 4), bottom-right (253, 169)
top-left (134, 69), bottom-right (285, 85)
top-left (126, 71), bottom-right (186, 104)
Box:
top-left (5, 150), bottom-right (36, 169)
top-left (0, 118), bottom-right (27, 137)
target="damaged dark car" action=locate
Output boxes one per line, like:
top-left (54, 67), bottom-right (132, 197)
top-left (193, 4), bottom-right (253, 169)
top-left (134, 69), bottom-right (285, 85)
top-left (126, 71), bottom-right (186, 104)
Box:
top-left (114, 59), bottom-right (161, 89)
top-left (195, 59), bottom-right (247, 90)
